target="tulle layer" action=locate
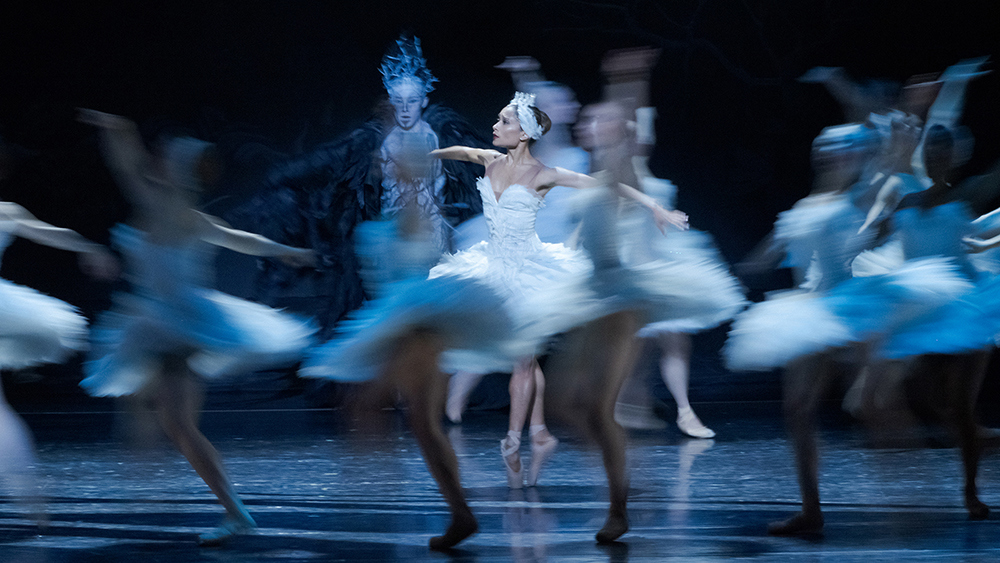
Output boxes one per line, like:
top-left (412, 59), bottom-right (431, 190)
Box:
top-left (300, 275), bottom-right (526, 382)
top-left (724, 257), bottom-right (972, 370)
top-left (0, 279), bottom-right (89, 369)
top-left (429, 239), bottom-right (606, 352)
top-left (81, 289), bottom-right (316, 397)
top-left (629, 229), bottom-right (747, 335)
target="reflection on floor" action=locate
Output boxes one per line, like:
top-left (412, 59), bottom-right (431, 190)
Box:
top-left (1, 403), bottom-right (999, 561)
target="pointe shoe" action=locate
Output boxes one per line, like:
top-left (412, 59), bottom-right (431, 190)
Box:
top-left (501, 433), bottom-right (524, 489)
top-left (676, 408), bottom-right (715, 439)
top-left (197, 513), bottom-right (257, 546)
top-left (527, 434), bottom-right (558, 487)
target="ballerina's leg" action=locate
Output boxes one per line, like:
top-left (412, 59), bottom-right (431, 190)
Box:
top-left (390, 330), bottom-right (478, 549)
top-left (0, 380), bottom-right (46, 527)
top-left (146, 354), bottom-right (255, 545)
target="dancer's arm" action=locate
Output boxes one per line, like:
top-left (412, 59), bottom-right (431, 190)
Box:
top-left (541, 167), bottom-right (689, 233)
top-left (197, 212), bottom-right (316, 267)
top-left (1, 202), bottom-right (118, 278)
top-left (430, 146), bottom-right (502, 166)
top-left (78, 109), bottom-right (160, 210)
top-left (963, 234), bottom-right (1000, 253)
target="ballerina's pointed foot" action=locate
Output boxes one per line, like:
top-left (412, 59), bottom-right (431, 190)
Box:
top-left (767, 511), bottom-right (823, 536)
top-left (596, 510), bottom-right (629, 544)
top-left (527, 432), bottom-right (558, 487)
top-left (429, 513), bottom-right (478, 550)
top-left (677, 408), bottom-right (715, 439)
top-left (501, 432), bottom-right (524, 489)
top-left (966, 495), bottom-right (990, 520)
top-left (197, 514), bottom-right (257, 547)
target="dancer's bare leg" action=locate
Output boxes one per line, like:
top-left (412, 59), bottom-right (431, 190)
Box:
top-left (548, 310), bottom-right (642, 543)
top-left (0, 380), bottom-right (46, 527)
top-left (940, 351), bottom-right (990, 519)
top-left (147, 354), bottom-right (255, 545)
top-left (659, 332), bottom-right (714, 438)
top-left (446, 371), bottom-right (486, 423)
top-left (503, 357), bottom-right (536, 488)
top-left (527, 362), bottom-right (558, 487)
top-left (390, 331), bottom-right (478, 549)
top-left (768, 353), bottom-right (838, 535)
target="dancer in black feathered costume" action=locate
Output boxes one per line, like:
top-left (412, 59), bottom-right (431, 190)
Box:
top-left (227, 39), bottom-right (488, 337)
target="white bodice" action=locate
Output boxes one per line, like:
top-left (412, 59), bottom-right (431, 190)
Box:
top-left (479, 177), bottom-right (546, 265)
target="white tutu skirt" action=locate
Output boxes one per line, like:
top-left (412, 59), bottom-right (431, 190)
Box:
top-left (724, 258), bottom-right (973, 371)
top-left (0, 278), bottom-right (88, 369)
top-left (429, 240), bottom-right (607, 352)
top-left (627, 229), bottom-right (747, 335)
top-left (81, 289), bottom-right (317, 397)
top-left (300, 275), bottom-right (526, 382)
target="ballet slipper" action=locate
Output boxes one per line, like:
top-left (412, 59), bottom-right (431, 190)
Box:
top-left (501, 431), bottom-right (523, 489)
top-left (595, 507), bottom-right (629, 543)
top-left (767, 511), bottom-right (824, 536)
top-left (676, 407), bottom-right (715, 439)
top-left (197, 512), bottom-right (257, 546)
top-left (526, 427), bottom-right (558, 487)
top-left (429, 510), bottom-right (479, 550)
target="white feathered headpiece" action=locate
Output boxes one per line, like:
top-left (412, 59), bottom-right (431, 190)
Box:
top-left (509, 91), bottom-right (544, 140)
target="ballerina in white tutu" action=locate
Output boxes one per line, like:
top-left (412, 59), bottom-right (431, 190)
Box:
top-left (0, 194), bottom-right (116, 526)
top-left (78, 109), bottom-right (317, 545)
top-left (428, 93), bottom-right (684, 491)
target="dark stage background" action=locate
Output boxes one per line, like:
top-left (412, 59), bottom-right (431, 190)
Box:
top-left (1, 0), bottom-right (999, 410)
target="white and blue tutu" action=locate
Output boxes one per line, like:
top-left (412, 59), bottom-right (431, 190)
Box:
top-left (81, 225), bottom-right (317, 397)
top-left (724, 193), bottom-right (974, 371)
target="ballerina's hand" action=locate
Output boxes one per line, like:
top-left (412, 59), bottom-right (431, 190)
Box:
top-left (495, 56), bottom-right (540, 72)
top-left (77, 108), bottom-right (131, 129)
top-left (79, 248), bottom-right (120, 281)
top-left (963, 236), bottom-right (991, 253)
top-left (280, 248), bottom-right (317, 268)
top-left (654, 207), bottom-right (688, 234)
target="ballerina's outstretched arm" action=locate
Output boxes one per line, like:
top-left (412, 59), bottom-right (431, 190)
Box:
top-left (196, 212), bottom-right (316, 268)
top-left (538, 166), bottom-right (689, 234)
top-left (430, 146), bottom-right (502, 166)
top-left (0, 202), bottom-right (118, 279)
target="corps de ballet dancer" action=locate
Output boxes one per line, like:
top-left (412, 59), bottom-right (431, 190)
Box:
top-left (0, 194), bottom-right (116, 526)
top-left (725, 120), bottom-right (993, 535)
top-left (594, 48), bottom-right (746, 439)
top-left (77, 109), bottom-right (318, 546)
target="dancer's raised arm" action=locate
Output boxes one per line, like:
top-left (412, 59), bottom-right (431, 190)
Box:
top-left (536, 167), bottom-right (689, 233)
top-left (196, 212), bottom-right (316, 267)
top-left (77, 109), bottom-right (151, 199)
top-left (0, 202), bottom-right (117, 278)
top-left (430, 145), bottom-right (502, 166)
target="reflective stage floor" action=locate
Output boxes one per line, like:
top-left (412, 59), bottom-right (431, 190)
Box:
top-left (2, 402), bottom-right (999, 562)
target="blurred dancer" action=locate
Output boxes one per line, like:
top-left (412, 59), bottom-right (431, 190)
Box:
top-left (593, 48), bottom-right (745, 438)
top-left (301, 196), bottom-right (519, 549)
top-left (726, 123), bottom-right (986, 535)
top-left (0, 189), bottom-right (116, 525)
top-left (78, 110), bottom-right (317, 545)
top-left (855, 124), bottom-right (1000, 522)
